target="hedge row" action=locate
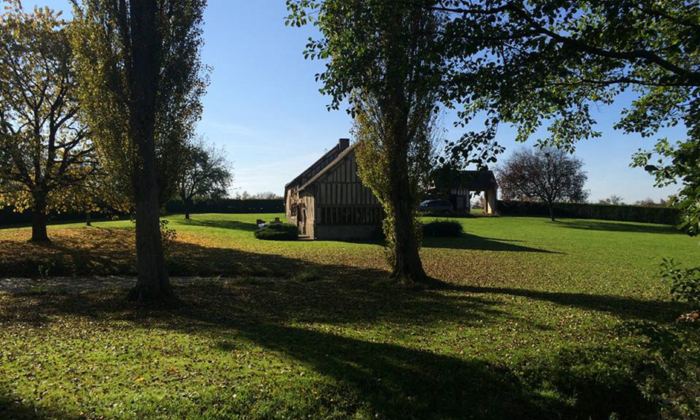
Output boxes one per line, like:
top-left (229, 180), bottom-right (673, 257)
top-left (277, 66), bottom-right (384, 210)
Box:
top-left (497, 200), bottom-right (680, 225)
top-left (165, 199), bottom-right (284, 214)
top-left (0, 199), bottom-right (286, 227)
top-left (0, 207), bottom-right (99, 226)
top-left (423, 220), bottom-right (464, 237)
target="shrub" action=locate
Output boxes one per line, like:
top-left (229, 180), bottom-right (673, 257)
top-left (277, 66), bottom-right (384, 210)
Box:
top-left (160, 219), bottom-right (178, 253)
top-left (423, 220), bottom-right (463, 237)
top-left (254, 223), bottom-right (299, 241)
top-left (660, 259), bottom-right (700, 305)
top-left (624, 321), bottom-right (700, 420)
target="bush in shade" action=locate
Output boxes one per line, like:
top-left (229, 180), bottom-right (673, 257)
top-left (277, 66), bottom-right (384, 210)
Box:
top-left (423, 220), bottom-right (463, 237)
top-left (254, 223), bottom-right (299, 241)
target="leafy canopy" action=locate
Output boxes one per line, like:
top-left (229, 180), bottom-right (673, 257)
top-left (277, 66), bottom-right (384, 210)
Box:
top-left (71, 0), bottom-right (209, 207)
top-left (0, 1), bottom-right (96, 214)
top-left (178, 138), bottom-right (233, 205)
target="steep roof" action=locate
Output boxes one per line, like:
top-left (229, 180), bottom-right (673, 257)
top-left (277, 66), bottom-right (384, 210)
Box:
top-left (286, 138), bottom-right (352, 191)
top-left (458, 170), bottom-right (498, 191)
top-left (432, 168), bottom-right (498, 192)
top-left (298, 144), bottom-right (357, 192)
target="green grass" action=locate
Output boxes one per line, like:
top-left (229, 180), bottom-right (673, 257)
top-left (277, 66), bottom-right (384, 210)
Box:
top-left (0, 213), bottom-right (698, 419)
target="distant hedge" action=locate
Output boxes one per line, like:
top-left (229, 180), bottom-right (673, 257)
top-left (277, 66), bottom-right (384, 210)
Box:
top-left (498, 200), bottom-right (680, 225)
top-left (0, 207), bottom-right (109, 227)
top-left (165, 199), bottom-right (284, 214)
top-left (0, 199), bottom-right (285, 227)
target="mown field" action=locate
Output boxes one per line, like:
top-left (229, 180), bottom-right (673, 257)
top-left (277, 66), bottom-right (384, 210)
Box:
top-left (0, 214), bottom-right (698, 419)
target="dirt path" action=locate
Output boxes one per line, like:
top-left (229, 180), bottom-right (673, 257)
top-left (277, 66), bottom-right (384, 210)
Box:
top-left (0, 276), bottom-right (204, 295)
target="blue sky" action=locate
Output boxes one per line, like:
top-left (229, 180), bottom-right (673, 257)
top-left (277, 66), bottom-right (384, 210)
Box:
top-left (29, 0), bottom-right (682, 202)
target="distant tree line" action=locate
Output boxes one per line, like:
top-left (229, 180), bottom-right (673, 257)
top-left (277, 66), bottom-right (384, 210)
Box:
top-left (233, 191), bottom-right (282, 200)
top-left (598, 196), bottom-right (671, 208)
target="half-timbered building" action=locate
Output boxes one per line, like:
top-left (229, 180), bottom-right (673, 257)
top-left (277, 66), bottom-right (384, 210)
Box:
top-left (284, 139), bottom-right (382, 240)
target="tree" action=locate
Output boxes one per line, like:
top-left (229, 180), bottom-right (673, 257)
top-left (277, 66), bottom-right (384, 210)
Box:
top-left (0, 2), bottom-right (97, 242)
top-left (178, 139), bottom-right (233, 219)
top-left (497, 147), bottom-right (588, 221)
top-left (635, 198), bottom-right (669, 208)
top-left (234, 191), bottom-right (251, 200)
top-left (599, 195), bottom-right (625, 206)
top-left (287, 0), bottom-right (443, 284)
top-left (72, 0), bottom-right (208, 301)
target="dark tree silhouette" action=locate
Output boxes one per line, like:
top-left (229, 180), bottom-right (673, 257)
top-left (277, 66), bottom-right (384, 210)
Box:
top-left (178, 139), bottom-right (233, 219)
top-left (497, 147), bottom-right (588, 221)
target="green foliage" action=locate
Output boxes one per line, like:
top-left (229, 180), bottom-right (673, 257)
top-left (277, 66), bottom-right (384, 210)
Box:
top-left (71, 0), bottom-right (209, 206)
top-left (422, 220), bottom-right (463, 237)
top-left (254, 223), bottom-right (299, 241)
top-left (661, 259), bottom-right (700, 304)
top-left (632, 139), bottom-right (700, 237)
top-left (623, 321), bottom-right (700, 420)
top-left (499, 201), bottom-right (681, 225)
top-left (435, 1), bottom-right (699, 236)
top-left (159, 219), bottom-right (178, 253)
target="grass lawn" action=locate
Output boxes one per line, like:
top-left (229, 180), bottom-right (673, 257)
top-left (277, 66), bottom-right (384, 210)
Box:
top-left (0, 214), bottom-right (698, 419)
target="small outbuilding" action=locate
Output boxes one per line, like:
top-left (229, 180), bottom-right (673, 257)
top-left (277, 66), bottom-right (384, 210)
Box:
top-left (431, 169), bottom-right (498, 215)
top-left (284, 139), bottom-right (382, 240)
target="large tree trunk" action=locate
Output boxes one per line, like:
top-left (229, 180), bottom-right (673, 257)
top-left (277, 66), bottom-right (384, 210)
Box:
top-left (129, 169), bottom-right (172, 301)
top-left (126, 0), bottom-right (172, 301)
top-left (30, 192), bottom-right (49, 242)
top-left (390, 190), bottom-right (427, 283)
top-left (385, 91), bottom-right (428, 284)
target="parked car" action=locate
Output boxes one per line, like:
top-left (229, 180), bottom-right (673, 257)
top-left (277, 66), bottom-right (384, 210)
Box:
top-left (420, 199), bottom-right (454, 214)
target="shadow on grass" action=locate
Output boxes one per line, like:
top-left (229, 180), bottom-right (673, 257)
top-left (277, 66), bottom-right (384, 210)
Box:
top-left (0, 260), bottom-right (504, 330)
top-left (0, 228), bottom-right (136, 278)
top-left (443, 284), bottom-right (692, 323)
top-left (0, 394), bottom-right (78, 420)
top-left (180, 218), bottom-right (258, 232)
top-left (422, 233), bottom-right (558, 253)
top-left (229, 323), bottom-right (546, 419)
top-left (229, 323), bottom-right (656, 420)
top-left (0, 276), bottom-right (658, 420)
top-left (556, 220), bottom-right (681, 235)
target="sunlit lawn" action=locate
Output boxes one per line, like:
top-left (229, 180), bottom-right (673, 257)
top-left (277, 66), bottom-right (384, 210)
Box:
top-left (0, 213), bottom-right (698, 419)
